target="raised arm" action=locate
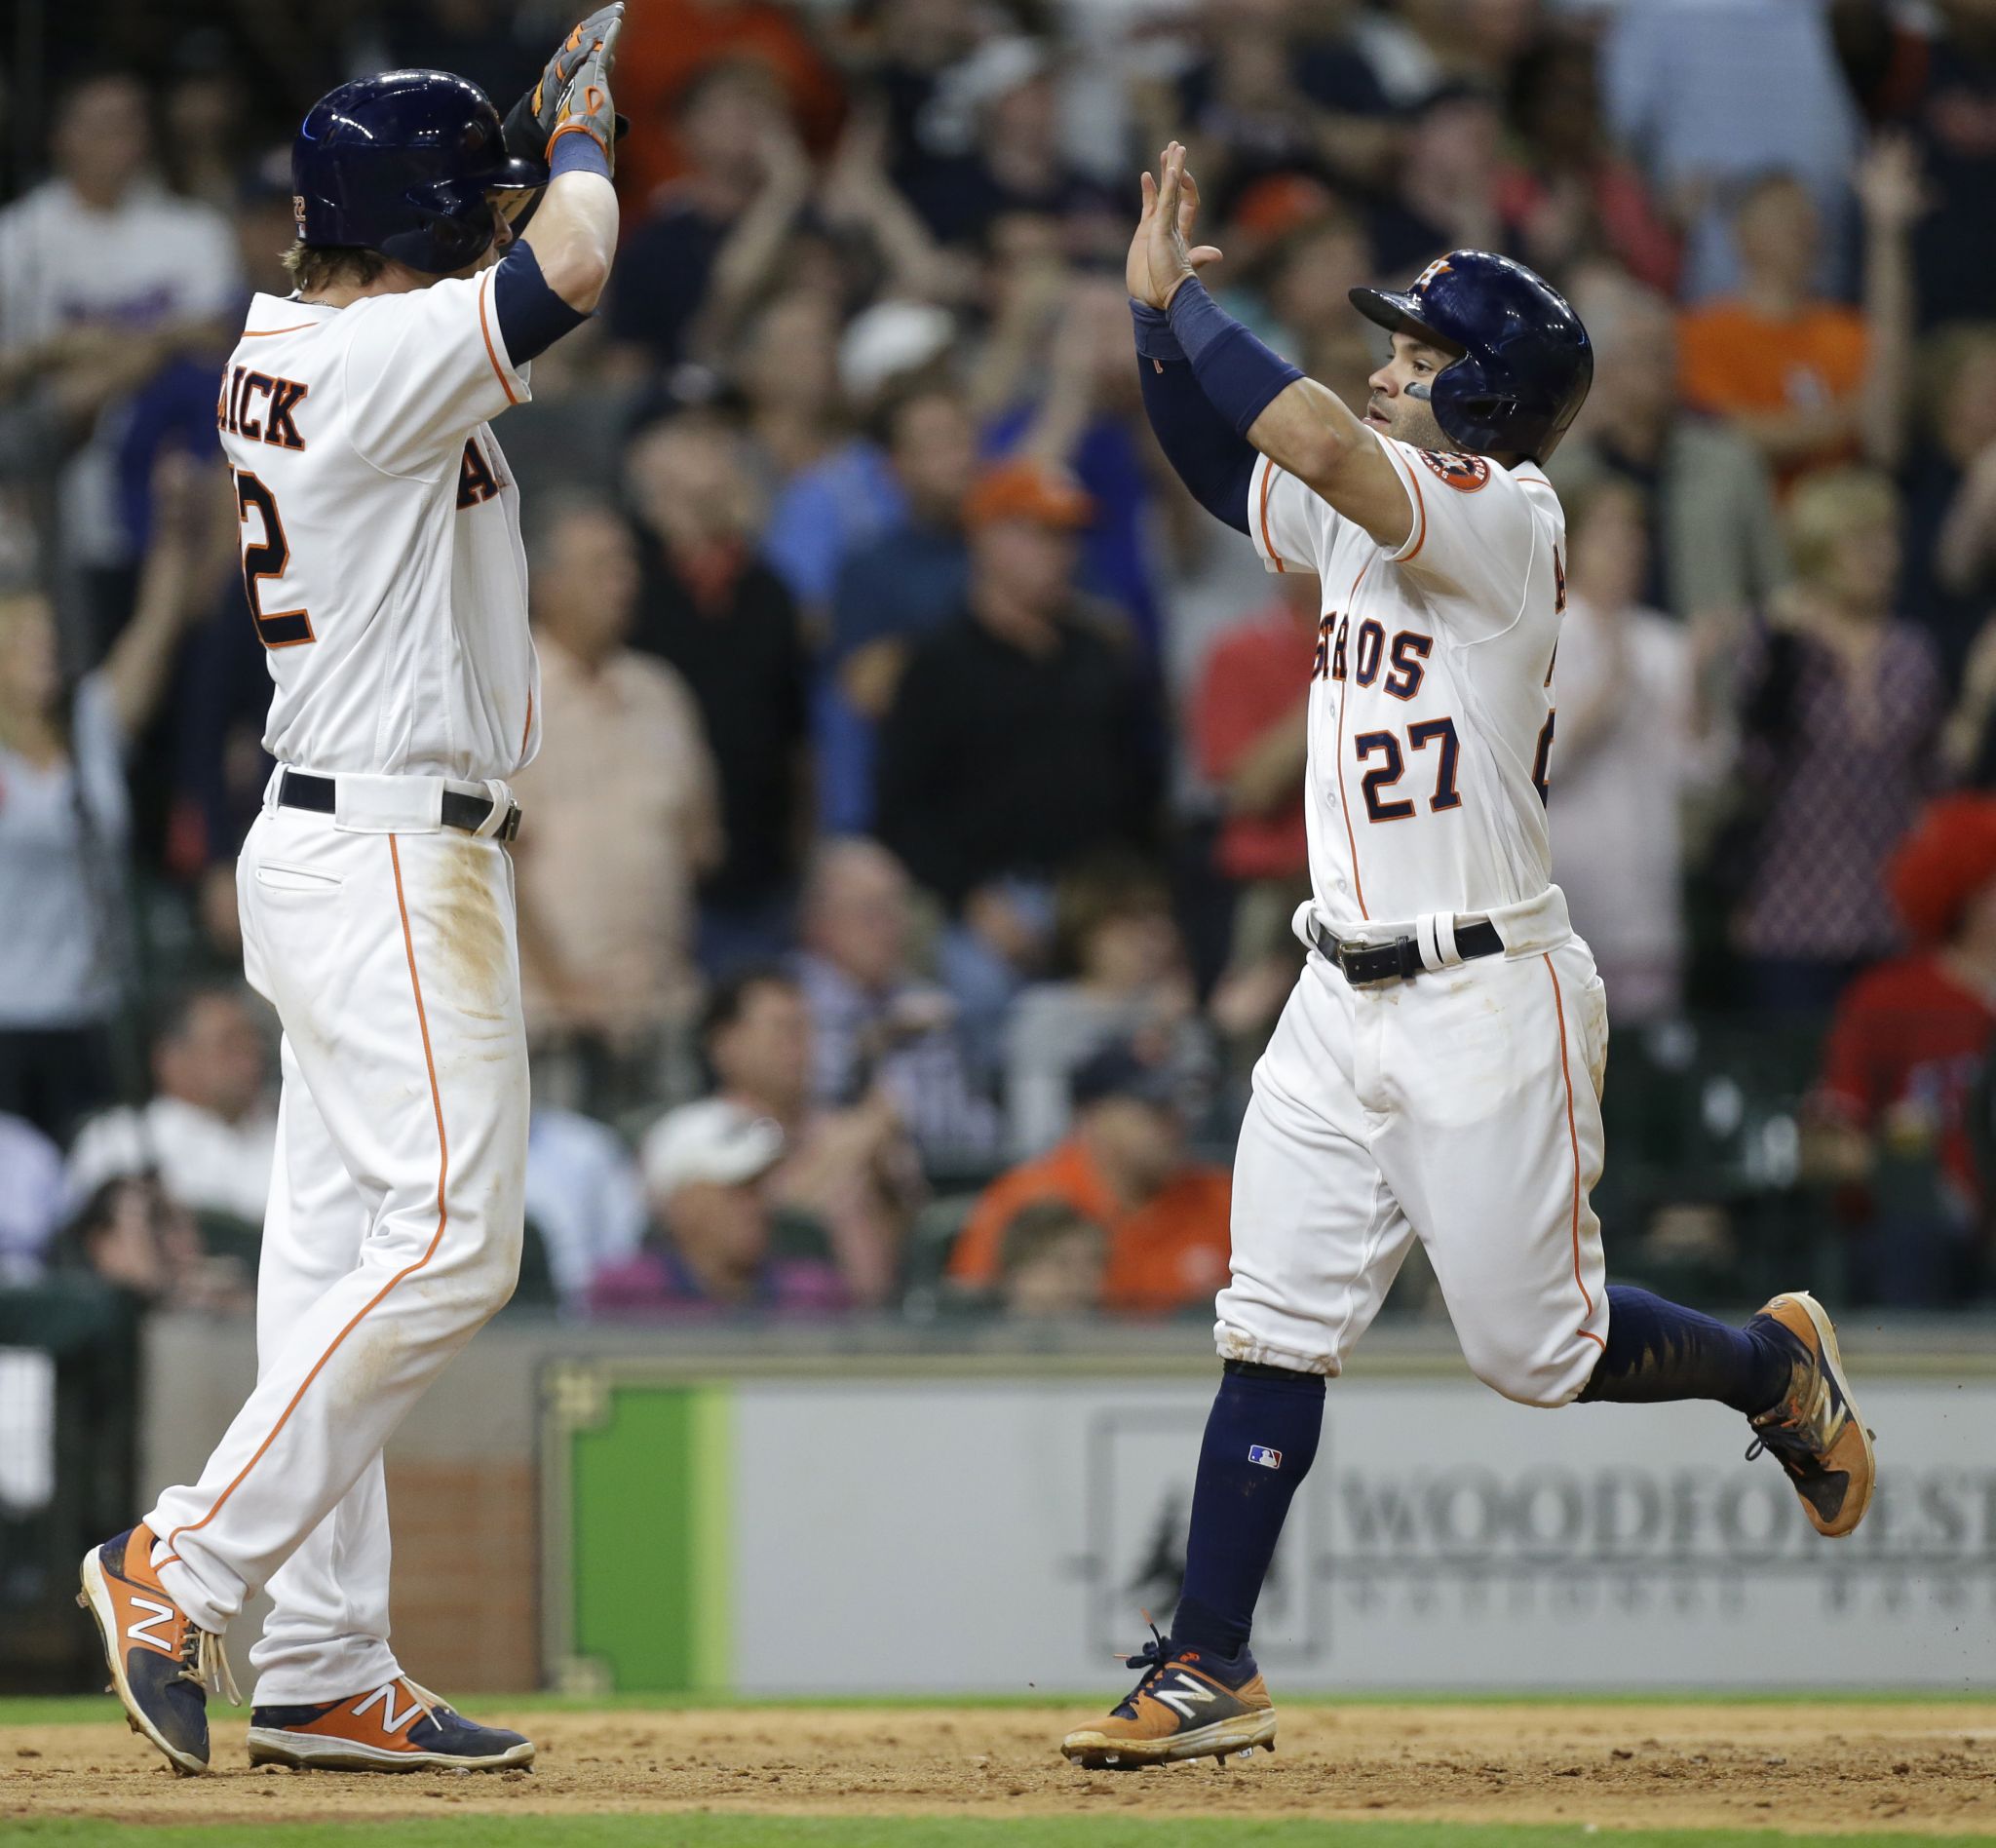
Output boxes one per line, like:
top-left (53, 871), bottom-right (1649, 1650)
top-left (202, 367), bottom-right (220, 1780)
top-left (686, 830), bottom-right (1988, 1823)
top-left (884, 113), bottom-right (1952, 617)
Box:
top-left (1130, 143), bottom-right (1414, 551)
top-left (506, 7), bottom-right (624, 317)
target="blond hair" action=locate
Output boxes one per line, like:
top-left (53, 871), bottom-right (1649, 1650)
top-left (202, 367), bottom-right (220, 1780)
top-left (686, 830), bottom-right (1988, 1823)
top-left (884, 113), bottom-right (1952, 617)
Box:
top-left (281, 243), bottom-right (389, 295)
top-left (1784, 467), bottom-right (1899, 587)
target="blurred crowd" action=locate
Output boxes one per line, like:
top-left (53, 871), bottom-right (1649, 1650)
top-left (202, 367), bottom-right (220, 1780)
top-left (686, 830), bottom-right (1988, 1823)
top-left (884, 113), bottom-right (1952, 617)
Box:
top-left (8, 0), bottom-right (1996, 1324)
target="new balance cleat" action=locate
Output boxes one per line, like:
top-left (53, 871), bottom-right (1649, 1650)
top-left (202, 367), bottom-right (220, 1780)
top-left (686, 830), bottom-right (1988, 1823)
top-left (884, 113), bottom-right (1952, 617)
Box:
top-left (246, 1678), bottom-right (535, 1770)
top-left (1061, 1623), bottom-right (1276, 1770)
top-left (78, 1523), bottom-right (240, 1776)
top-left (1746, 1290), bottom-right (1877, 1538)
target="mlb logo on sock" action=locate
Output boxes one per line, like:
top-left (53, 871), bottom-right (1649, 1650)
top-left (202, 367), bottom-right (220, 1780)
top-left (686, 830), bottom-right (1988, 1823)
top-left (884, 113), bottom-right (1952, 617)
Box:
top-left (1248, 1444), bottom-right (1283, 1469)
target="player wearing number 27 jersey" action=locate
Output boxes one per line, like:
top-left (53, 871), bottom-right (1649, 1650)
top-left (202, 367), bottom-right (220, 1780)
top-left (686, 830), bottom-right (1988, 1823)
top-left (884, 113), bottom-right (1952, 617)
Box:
top-left (1252, 437), bottom-right (1560, 930)
top-left (1058, 144), bottom-right (1876, 1775)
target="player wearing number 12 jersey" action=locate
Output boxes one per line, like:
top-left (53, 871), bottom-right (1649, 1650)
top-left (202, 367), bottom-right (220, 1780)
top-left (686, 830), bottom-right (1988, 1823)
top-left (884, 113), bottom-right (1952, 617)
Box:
top-left (79, 17), bottom-right (625, 1777)
top-left (1059, 145), bottom-right (1877, 1772)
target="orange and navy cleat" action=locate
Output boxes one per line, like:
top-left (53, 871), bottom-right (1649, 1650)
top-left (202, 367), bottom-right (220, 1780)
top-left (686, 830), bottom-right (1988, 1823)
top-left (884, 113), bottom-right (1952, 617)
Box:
top-left (1060, 1623), bottom-right (1277, 1770)
top-left (246, 1678), bottom-right (534, 1771)
top-left (77, 1523), bottom-right (240, 1776)
top-left (1746, 1290), bottom-right (1877, 1538)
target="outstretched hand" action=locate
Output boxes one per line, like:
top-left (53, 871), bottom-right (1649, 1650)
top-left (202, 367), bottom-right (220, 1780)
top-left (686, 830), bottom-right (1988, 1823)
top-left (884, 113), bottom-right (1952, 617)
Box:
top-left (1127, 141), bottom-right (1223, 312)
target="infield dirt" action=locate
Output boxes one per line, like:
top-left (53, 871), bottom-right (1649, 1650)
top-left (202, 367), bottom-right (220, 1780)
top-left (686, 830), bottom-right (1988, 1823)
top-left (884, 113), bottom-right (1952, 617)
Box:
top-left (6, 1702), bottom-right (1994, 1837)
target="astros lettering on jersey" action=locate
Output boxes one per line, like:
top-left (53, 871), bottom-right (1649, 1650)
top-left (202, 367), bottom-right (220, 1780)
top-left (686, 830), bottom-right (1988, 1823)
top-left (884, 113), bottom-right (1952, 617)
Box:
top-left (1248, 435), bottom-right (1563, 931)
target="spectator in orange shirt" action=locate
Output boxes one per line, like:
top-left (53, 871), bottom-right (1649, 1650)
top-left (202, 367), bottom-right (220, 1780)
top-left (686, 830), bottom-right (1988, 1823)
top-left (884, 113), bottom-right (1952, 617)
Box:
top-left (949, 1039), bottom-right (1230, 1316)
top-left (1675, 140), bottom-right (1919, 491)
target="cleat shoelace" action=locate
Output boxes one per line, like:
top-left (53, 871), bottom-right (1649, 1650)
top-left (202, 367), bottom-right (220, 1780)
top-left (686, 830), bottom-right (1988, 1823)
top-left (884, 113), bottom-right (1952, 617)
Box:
top-left (178, 1627), bottom-right (242, 1708)
top-left (1110, 1620), bottom-right (1176, 1720)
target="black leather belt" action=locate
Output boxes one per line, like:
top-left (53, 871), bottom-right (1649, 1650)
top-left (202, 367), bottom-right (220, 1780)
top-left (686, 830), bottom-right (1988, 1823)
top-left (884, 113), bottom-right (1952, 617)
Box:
top-left (1306, 912), bottom-right (1503, 986)
top-left (277, 770), bottom-right (521, 842)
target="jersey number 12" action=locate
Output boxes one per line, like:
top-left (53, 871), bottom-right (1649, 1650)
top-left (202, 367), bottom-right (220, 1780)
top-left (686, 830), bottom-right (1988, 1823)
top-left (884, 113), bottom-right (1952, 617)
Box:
top-left (232, 468), bottom-right (314, 649)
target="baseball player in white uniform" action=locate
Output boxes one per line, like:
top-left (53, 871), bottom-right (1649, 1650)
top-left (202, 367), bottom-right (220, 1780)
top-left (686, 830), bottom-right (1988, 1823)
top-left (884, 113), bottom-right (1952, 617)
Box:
top-left (79, 13), bottom-right (626, 1776)
top-left (1062, 145), bottom-right (1878, 1771)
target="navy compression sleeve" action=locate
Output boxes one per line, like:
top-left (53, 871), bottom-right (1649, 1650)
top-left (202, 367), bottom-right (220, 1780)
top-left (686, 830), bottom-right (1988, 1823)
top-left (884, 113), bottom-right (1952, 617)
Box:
top-left (1132, 301), bottom-right (1254, 535)
top-left (492, 241), bottom-right (591, 365)
top-left (1164, 278), bottom-right (1304, 438)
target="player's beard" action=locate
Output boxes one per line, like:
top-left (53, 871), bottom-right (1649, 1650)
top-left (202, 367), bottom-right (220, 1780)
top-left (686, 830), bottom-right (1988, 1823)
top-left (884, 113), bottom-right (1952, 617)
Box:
top-left (1380, 391), bottom-right (1452, 453)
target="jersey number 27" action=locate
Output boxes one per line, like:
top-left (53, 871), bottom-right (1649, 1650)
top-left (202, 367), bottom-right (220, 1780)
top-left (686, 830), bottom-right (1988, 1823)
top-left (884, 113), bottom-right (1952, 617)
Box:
top-left (232, 468), bottom-right (314, 649)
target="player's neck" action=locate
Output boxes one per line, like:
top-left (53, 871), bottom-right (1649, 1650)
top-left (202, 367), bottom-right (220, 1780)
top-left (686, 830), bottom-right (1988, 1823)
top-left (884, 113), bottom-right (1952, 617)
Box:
top-left (299, 263), bottom-right (433, 310)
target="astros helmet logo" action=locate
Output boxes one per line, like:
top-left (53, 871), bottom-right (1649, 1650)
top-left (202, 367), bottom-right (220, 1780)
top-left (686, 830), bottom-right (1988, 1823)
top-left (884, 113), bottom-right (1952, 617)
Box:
top-left (1411, 256), bottom-right (1453, 295)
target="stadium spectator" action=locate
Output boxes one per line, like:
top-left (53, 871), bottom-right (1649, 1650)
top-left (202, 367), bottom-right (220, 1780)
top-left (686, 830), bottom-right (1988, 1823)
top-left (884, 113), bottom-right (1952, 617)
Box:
top-left (1366, 84), bottom-right (1506, 279)
top-left (1674, 135), bottom-right (1918, 493)
top-left (876, 459), bottom-right (1160, 907)
top-left (607, 61), bottom-right (815, 374)
top-left (1497, 30), bottom-right (1681, 294)
top-left (1545, 480), bottom-right (1722, 1024)
top-left (823, 379), bottom-right (978, 832)
top-left (1894, 0), bottom-right (1996, 329)
top-left (704, 964), bottom-right (922, 1308)
top-left (512, 495), bottom-right (722, 1115)
top-left (0, 458), bottom-right (213, 1140)
top-left (610, 0), bottom-right (846, 213)
top-left (1005, 859), bottom-right (1210, 1160)
top-left (0, 1112), bottom-right (65, 1283)
top-left (66, 983), bottom-right (274, 1226)
top-left (0, 73), bottom-right (241, 609)
top-left (522, 1105), bottom-right (648, 1314)
top-left (625, 412), bottom-right (811, 970)
top-left (1247, 189), bottom-right (1381, 413)
top-left (992, 1200), bottom-right (1110, 1319)
top-left (898, 36), bottom-right (1119, 254)
top-left (54, 1174), bottom-right (249, 1315)
top-left (1554, 266), bottom-right (1788, 631)
top-left (1903, 325), bottom-right (1996, 680)
top-left (593, 1099), bottom-right (847, 1315)
top-left (1732, 469), bottom-right (1946, 1011)
top-left (1601, 0), bottom-right (1862, 301)
top-left (949, 1039), bottom-right (1230, 1316)
top-left (1192, 573), bottom-right (1315, 899)
top-left (792, 838), bottom-right (1000, 1172)
top-left (1811, 795), bottom-right (1996, 1304)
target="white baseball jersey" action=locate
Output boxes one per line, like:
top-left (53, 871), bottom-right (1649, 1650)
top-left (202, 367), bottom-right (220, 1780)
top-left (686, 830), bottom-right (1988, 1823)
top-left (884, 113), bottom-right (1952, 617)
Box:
top-left (1248, 432), bottom-right (1566, 930)
top-left (217, 277), bottom-right (541, 781)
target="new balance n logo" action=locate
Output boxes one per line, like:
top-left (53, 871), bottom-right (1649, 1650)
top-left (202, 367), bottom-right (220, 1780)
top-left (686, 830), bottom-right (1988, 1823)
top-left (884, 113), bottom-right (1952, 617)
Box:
top-left (353, 1681), bottom-right (422, 1735)
top-left (1151, 1673), bottom-right (1217, 1721)
top-left (126, 1596), bottom-right (177, 1654)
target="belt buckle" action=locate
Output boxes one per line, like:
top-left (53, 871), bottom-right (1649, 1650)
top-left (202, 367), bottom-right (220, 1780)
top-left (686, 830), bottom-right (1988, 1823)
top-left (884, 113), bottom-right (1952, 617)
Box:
top-left (497, 805), bottom-right (521, 842)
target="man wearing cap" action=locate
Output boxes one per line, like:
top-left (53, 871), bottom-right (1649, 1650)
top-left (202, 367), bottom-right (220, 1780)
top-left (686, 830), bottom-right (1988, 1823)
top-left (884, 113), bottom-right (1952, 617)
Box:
top-left (949, 1039), bottom-right (1230, 1317)
top-left (876, 458), bottom-right (1161, 907)
top-left (591, 1098), bottom-right (847, 1315)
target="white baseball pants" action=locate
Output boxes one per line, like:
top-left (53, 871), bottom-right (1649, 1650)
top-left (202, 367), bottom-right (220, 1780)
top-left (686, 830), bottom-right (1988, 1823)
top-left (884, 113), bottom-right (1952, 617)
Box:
top-left (146, 774), bottom-right (527, 1703)
top-left (1217, 887), bottom-right (1612, 1405)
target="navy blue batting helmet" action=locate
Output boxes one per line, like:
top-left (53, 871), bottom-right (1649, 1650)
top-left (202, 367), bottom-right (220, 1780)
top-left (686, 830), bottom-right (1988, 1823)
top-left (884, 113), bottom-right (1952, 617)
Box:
top-left (292, 70), bottom-right (546, 276)
top-left (1350, 251), bottom-right (1593, 462)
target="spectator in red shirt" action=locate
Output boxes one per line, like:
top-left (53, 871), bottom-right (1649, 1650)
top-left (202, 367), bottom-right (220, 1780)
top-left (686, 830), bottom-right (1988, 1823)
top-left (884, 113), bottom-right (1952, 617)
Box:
top-left (1191, 573), bottom-right (1320, 1056)
top-left (1193, 573), bottom-right (1316, 893)
top-left (1814, 794), bottom-right (1996, 1304)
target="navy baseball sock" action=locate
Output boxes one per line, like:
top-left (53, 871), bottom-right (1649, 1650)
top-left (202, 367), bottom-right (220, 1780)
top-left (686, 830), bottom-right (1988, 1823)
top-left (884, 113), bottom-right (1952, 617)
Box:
top-left (1578, 1285), bottom-right (1788, 1414)
top-left (1171, 1361), bottom-right (1325, 1663)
